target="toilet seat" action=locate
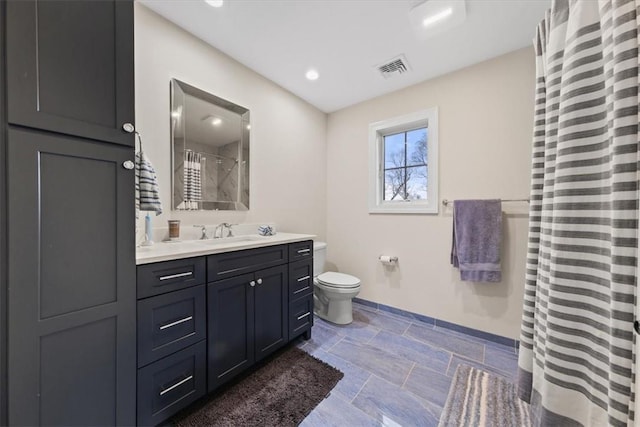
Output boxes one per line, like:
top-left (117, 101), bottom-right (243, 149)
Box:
top-left (316, 272), bottom-right (360, 289)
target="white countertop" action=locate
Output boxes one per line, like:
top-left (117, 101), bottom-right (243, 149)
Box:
top-left (136, 232), bottom-right (316, 265)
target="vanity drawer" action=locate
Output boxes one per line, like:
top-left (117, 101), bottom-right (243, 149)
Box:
top-left (137, 257), bottom-right (206, 299)
top-left (137, 341), bottom-right (207, 427)
top-left (207, 244), bottom-right (287, 281)
top-left (289, 296), bottom-right (313, 338)
top-left (137, 285), bottom-right (206, 367)
top-left (289, 259), bottom-right (313, 302)
top-left (289, 240), bottom-right (313, 261)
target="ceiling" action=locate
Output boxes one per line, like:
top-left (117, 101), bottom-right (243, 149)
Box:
top-left (140, 0), bottom-right (551, 113)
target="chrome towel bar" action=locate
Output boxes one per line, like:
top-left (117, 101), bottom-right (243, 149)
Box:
top-left (442, 198), bottom-right (530, 206)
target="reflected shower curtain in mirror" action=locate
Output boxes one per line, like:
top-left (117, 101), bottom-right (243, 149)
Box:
top-left (517, 1), bottom-right (639, 426)
top-left (184, 150), bottom-right (203, 210)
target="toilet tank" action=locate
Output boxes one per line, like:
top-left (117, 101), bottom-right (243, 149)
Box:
top-left (313, 241), bottom-right (327, 276)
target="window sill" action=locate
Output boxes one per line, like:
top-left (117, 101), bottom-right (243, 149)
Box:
top-left (369, 204), bottom-right (438, 215)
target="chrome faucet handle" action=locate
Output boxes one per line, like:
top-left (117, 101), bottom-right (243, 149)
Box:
top-left (221, 222), bottom-right (236, 237)
top-left (193, 224), bottom-right (207, 239)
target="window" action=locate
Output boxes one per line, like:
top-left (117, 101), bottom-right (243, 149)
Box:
top-left (369, 108), bottom-right (438, 214)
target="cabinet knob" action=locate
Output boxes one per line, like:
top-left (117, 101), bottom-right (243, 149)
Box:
top-left (122, 123), bottom-right (135, 133)
top-left (122, 160), bottom-right (135, 170)
top-left (249, 280), bottom-right (256, 287)
top-left (256, 278), bottom-right (263, 285)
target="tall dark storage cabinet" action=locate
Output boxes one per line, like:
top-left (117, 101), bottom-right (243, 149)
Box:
top-left (2, 1), bottom-right (136, 426)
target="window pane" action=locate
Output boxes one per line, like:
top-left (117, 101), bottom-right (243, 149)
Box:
top-left (384, 133), bottom-right (405, 168)
top-left (405, 166), bottom-right (427, 200)
top-left (384, 168), bottom-right (406, 201)
top-left (407, 128), bottom-right (427, 166)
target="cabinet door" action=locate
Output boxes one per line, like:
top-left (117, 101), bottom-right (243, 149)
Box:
top-left (254, 265), bottom-right (288, 362)
top-left (0, 2), bottom-right (7, 425)
top-left (7, 128), bottom-right (136, 426)
top-left (207, 273), bottom-right (255, 391)
top-left (6, 0), bottom-right (134, 146)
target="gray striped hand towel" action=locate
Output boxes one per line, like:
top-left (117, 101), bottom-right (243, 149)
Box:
top-left (135, 151), bottom-right (162, 218)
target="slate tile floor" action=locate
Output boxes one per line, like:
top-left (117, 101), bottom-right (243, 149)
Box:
top-left (298, 302), bottom-right (519, 427)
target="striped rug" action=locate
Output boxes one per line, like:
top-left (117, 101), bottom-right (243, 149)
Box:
top-left (438, 365), bottom-right (531, 427)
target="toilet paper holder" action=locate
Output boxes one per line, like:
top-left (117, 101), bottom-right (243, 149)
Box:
top-left (378, 255), bottom-right (398, 264)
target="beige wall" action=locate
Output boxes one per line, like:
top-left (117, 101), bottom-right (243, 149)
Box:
top-left (135, 4), bottom-right (327, 239)
top-left (326, 48), bottom-right (535, 338)
top-left (135, 4), bottom-right (534, 338)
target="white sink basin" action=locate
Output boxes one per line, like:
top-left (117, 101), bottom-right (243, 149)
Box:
top-left (195, 235), bottom-right (264, 245)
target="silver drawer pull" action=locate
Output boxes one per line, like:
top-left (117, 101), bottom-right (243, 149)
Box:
top-left (297, 275), bottom-right (310, 282)
top-left (293, 286), bottom-right (310, 294)
top-left (297, 312), bottom-right (311, 320)
top-left (159, 316), bottom-right (193, 330)
top-left (159, 375), bottom-right (193, 396)
top-left (159, 271), bottom-right (193, 281)
top-left (297, 248), bottom-right (311, 254)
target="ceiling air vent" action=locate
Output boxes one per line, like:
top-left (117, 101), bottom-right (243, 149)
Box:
top-left (376, 55), bottom-right (410, 79)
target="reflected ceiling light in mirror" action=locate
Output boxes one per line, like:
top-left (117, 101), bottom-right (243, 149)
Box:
top-left (246, 124), bottom-right (251, 130)
top-left (171, 106), bottom-right (182, 118)
top-left (202, 114), bottom-right (223, 126)
top-left (205, 0), bottom-right (224, 8)
top-left (409, 0), bottom-right (466, 39)
top-left (305, 69), bottom-right (319, 81)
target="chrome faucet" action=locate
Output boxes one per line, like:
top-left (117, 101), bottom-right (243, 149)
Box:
top-left (193, 225), bottom-right (208, 240)
top-left (214, 222), bottom-right (234, 238)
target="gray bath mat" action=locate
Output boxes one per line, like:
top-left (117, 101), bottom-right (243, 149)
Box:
top-left (172, 345), bottom-right (343, 427)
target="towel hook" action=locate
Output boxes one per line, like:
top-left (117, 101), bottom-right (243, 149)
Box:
top-left (135, 131), bottom-right (144, 154)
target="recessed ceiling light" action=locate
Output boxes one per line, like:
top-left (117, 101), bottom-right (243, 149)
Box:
top-left (409, 1), bottom-right (466, 39)
top-left (423, 7), bottom-right (453, 27)
top-left (211, 118), bottom-right (222, 126)
top-left (246, 124), bottom-right (251, 130)
top-left (205, 0), bottom-right (224, 8)
top-left (305, 69), bottom-right (319, 81)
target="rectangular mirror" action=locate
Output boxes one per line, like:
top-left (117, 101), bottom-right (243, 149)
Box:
top-left (171, 79), bottom-right (250, 211)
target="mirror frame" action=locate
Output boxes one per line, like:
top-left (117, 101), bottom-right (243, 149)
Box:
top-left (170, 79), bottom-right (250, 211)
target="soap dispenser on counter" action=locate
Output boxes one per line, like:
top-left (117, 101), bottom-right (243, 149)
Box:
top-left (141, 213), bottom-right (154, 246)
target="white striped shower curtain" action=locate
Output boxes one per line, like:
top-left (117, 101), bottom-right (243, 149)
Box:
top-left (183, 150), bottom-right (202, 210)
top-left (517, 1), bottom-right (639, 426)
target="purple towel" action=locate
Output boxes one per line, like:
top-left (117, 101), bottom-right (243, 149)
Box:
top-left (451, 199), bottom-right (502, 282)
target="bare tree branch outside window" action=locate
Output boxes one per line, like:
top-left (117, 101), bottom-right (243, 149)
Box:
top-left (383, 128), bottom-right (427, 201)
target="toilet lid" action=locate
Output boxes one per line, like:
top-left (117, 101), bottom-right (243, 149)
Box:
top-left (317, 272), bottom-right (360, 288)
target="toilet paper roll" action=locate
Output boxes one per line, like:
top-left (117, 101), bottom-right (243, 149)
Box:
top-left (379, 255), bottom-right (397, 265)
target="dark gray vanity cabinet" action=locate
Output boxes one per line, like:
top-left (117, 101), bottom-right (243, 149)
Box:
top-left (136, 259), bottom-right (208, 426)
top-left (207, 260), bottom-right (288, 391)
top-left (289, 258), bottom-right (314, 338)
top-left (288, 240), bottom-right (314, 339)
top-left (2, 1), bottom-right (136, 425)
top-left (254, 265), bottom-right (289, 361)
top-left (6, 0), bottom-right (135, 146)
top-left (136, 241), bottom-right (312, 425)
top-left (207, 272), bottom-right (255, 390)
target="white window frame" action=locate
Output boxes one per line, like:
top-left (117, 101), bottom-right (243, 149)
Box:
top-left (368, 108), bottom-right (439, 214)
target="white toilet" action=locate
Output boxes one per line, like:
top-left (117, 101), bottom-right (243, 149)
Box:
top-left (313, 241), bottom-right (361, 325)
